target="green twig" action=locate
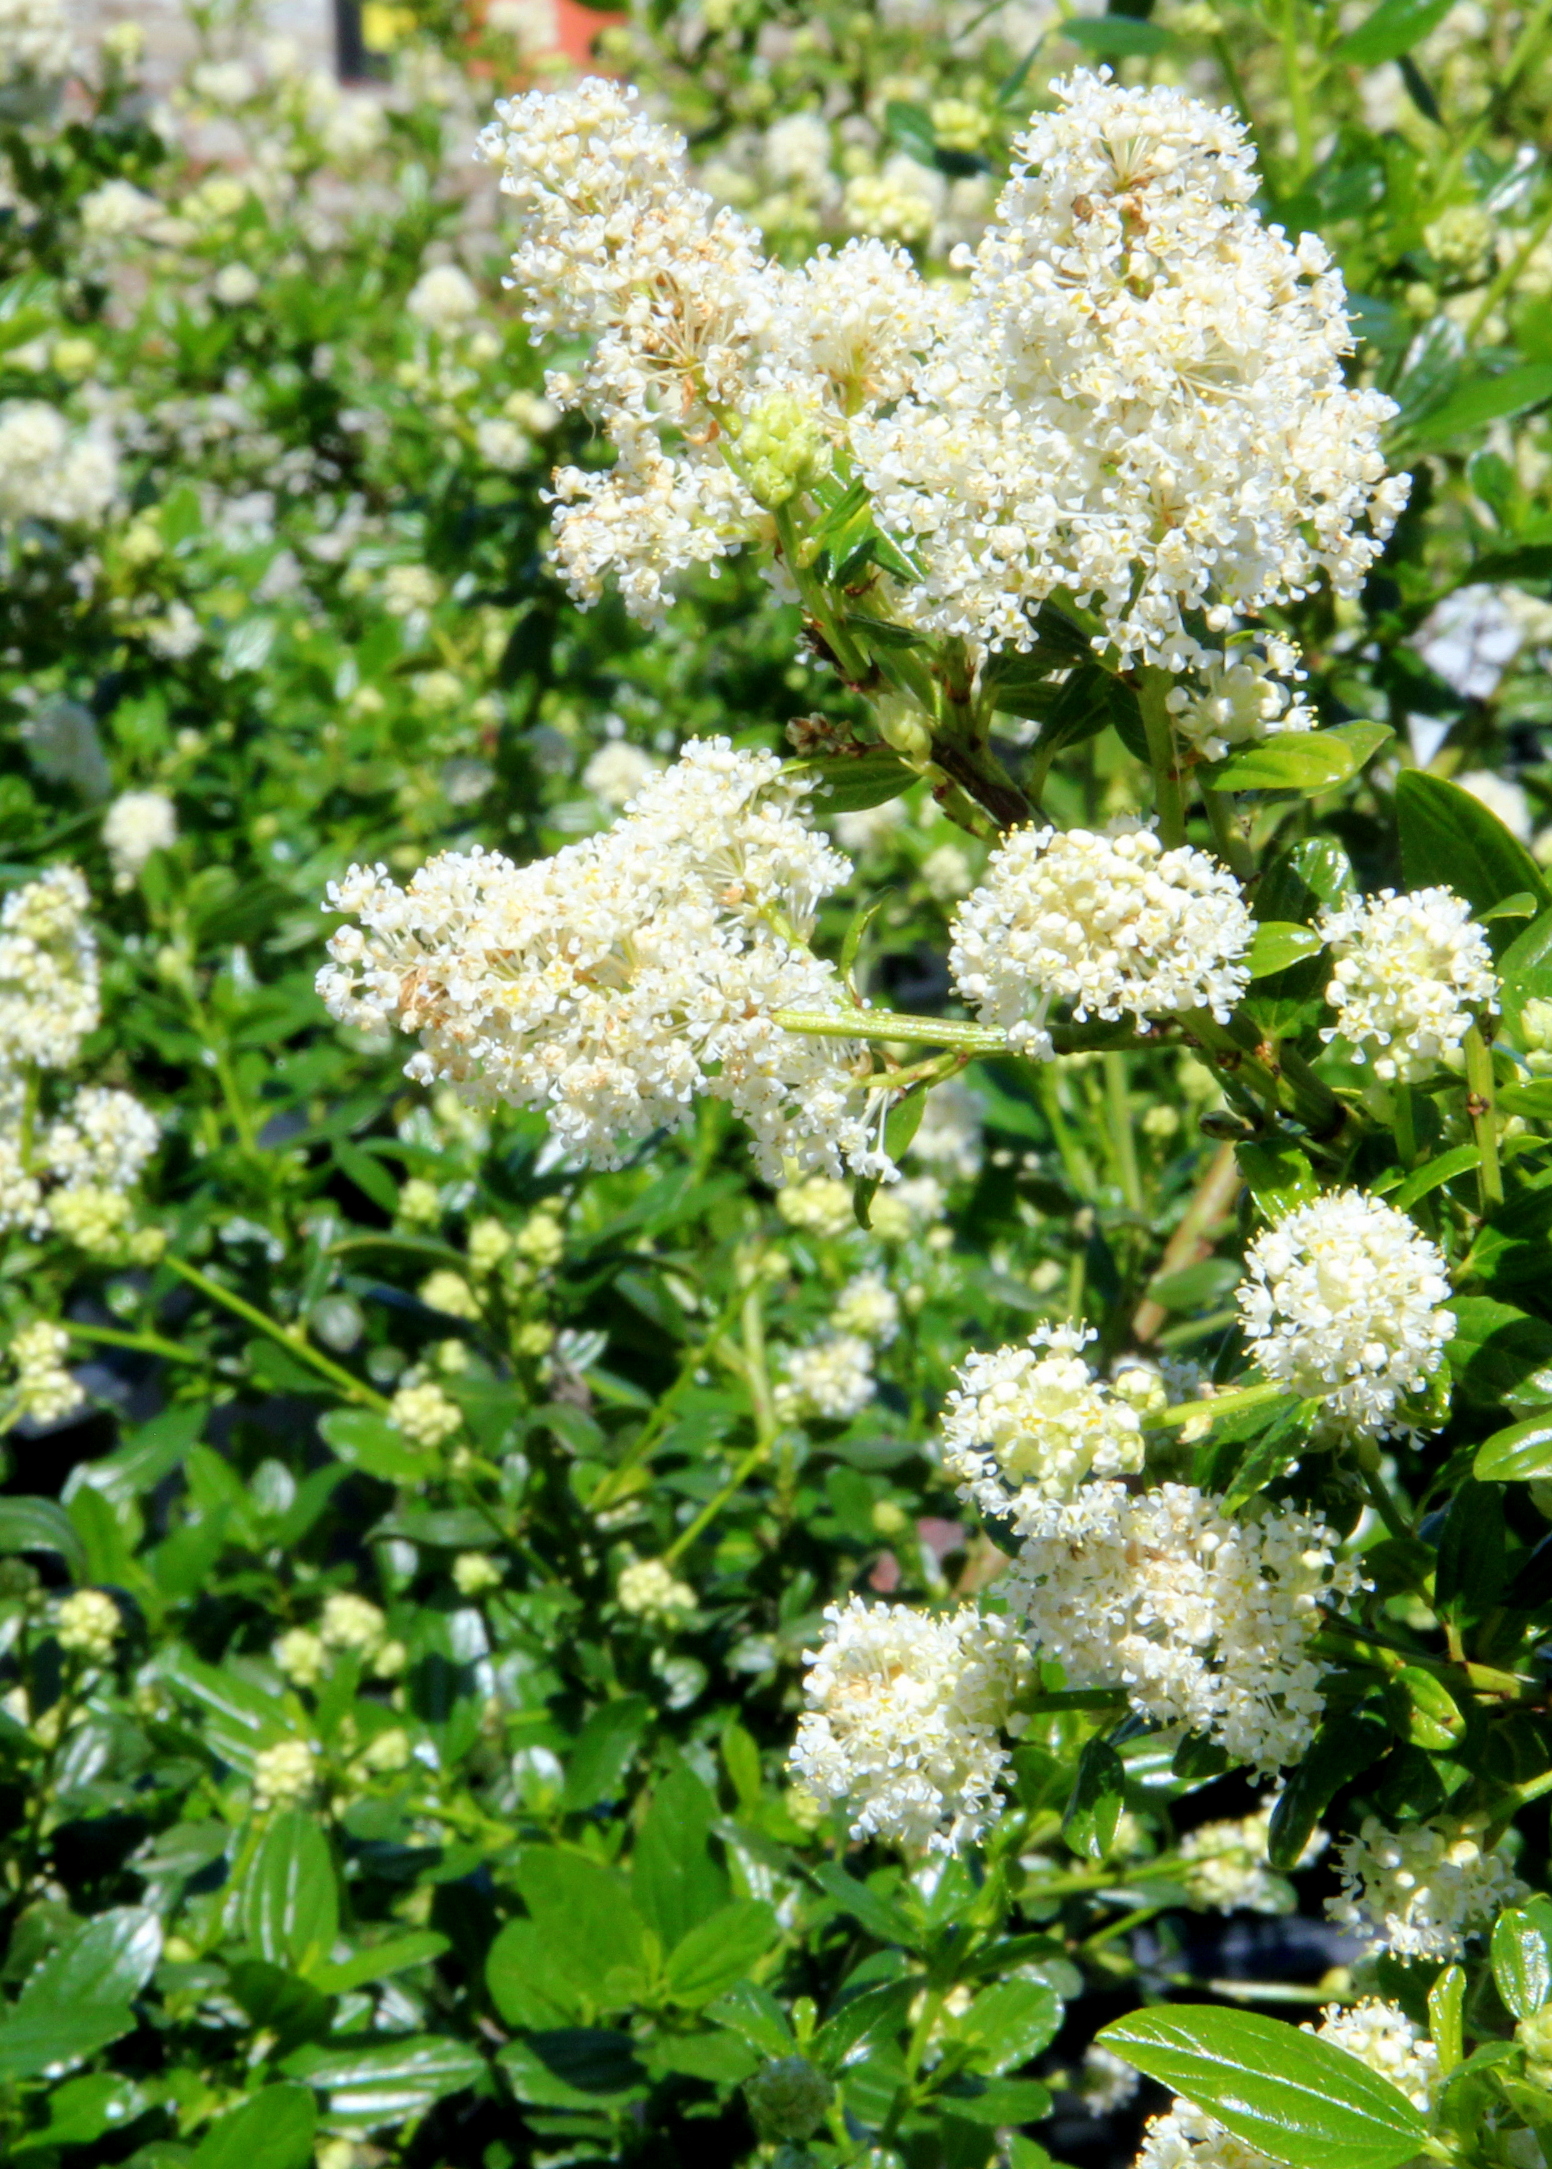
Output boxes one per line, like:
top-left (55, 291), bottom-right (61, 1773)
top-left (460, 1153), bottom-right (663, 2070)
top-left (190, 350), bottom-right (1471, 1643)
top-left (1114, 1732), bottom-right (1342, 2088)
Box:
top-left (1463, 1023), bottom-right (1503, 1212)
top-left (161, 1254), bottom-right (390, 1410)
top-left (1138, 667), bottom-right (1186, 848)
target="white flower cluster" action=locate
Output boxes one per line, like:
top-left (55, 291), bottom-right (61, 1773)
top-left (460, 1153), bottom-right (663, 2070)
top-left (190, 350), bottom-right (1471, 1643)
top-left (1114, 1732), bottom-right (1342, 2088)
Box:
top-left (949, 823), bottom-right (1252, 1059)
top-left (0, 402), bottom-right (118, 528)
top-left (1318, 886), bottom-right (1499, 1083)
top-left (583, 740), bottom-right (661, 809)
top-left (790, 1596), bottom-right (1030, 1851)
top-left (0, 866), bottom-right (99, 1074)
top-left (1006, 1480), bottom-right (1359, 1771)
top-left (938, 1322), bottom-right (1146, 1522)
top-left (252, 1738), bottom-right (317, 1812)
top-left (909, 1074), bottom-right (984, 1182)
top-left (319, 740), bottom-right (886, 1183)
top-left (1135, 2001), bottom-right (1436, 2169)
top-left (1165, 645), bottom-right (1317, 762)
top-left (56, 1588), bottom-right (122, 1660)
top-left (1237, 1189), bottom-right (1452, 1437)
top-left (853, 73), bottom-right (1408, 666)
top-left (0, 0), bottom-right (70, 86)
top-left (1328, 1814), bottom-right (1527, 1958)
top-left (102, 792), bottom-right (177, 890)
top-left (617, 1556), bottom-right (697, 1621)
top-left (776, 1332), bottom-right (876, 1421)
top-left (407, 263), bottom-right (481, 332)
top-left (5, 1319), bottom-right (83, 1426)
top-left (832, 1271), bottom-right (900, 1345)
top-left (1177, 1798), bottom-right (1322, 1914)
top-left (477, 77), bottom-right (950, 620)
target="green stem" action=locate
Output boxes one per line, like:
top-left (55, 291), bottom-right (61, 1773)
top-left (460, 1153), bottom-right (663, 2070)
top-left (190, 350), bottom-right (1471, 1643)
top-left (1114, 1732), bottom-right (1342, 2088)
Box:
top-left (1201, 786), bottom-right (1254, 879)
top-left (65, 1320), bottom-right (207, 1367)
top-left (1361, 1463), bottom-right (1412, 1541)
top-left (1282, 0), bottom-right (1316, 180)
top-left (1466, 191), bottom-right (1552, 343)
top-left (664, 1288), bottom-right (778, 1563)
top-left (774, 1007), bottom-right (1006, 1053)
top-left (590, 1285), bottom-right (745, 1512)
top-left (160, 1254), bottom-right (390, 1410)
top-left (1393, 1083), bottom-right (1417, 1169)
top-left (1104, 1051), bottom-right (1144, 1214)
top-left (1138, 667), bottom-right (1186, 848)
top-left (1146, 1378), bottom-right (1286, 1431)
top-left (1463, 1023), bottom-right (1503, 1211)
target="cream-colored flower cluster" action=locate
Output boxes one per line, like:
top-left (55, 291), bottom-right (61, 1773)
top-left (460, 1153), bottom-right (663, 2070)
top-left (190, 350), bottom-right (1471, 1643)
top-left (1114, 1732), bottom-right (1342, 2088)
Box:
top-left (1328, 1813), bottom-right (1527, 1958)
top-left (949, 823), bottom-right (1253, 1058)
top-left (102, 791), bottom-right (177, 891)
top-left (1165, 645), bottom-right (1317, 762)
top-left (1177, 1798), bottom-right (1322, 1915)
top-left (1236, 1189), bottom-right (1452, 1437)
top-left (854, 72), bottom-right (1408, 668)
top-left (1319, 885), bottom-right (1499, 1083)
top-left (617, 1555), bottom-right (697, 1622)
top-left (1006, 1480), bottom-right (1359, 1772)
top-left (1135, 2001), bottom-right (1436, 2169)
top-left (0, 401), bottom-right (118, 528)
top-left (319, 739), bottom-right (885, 1184)
top-left (789, 1595), bottom-right (1030, 1851)
top-left (776, 1332), bottom-right (876, 1422)
top-left (4, 1319), bottom-right (84, 1426)
top-left (0, 0), bottom-right (70, 84)
top-left (938, 1322), bottom-right (1146, 1521)
top-left (56, 1587), bottom-right (122, 1661)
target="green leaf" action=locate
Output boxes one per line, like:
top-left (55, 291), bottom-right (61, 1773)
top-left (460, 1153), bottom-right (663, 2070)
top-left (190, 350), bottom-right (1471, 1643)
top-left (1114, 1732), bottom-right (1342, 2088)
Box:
top-left (632, 1765), bottom-right (727, 1948)
top-left (498, 2029), bottom-right (646, 2109)
top-left (0, 1907), bottom-right (162, 2080)
top-left (160, 1647), bottom-right (289, 1774)
top-left (1491, 1909), bottom-right (1551, 2019)
top-left (9, 2073), bottom-right (147, 2157)
top-left (809, 1862), bottom-right (914, 1946)
top-left (1475, 1408), bottom-right (1552, 1481)
top-left (787, 750), bottom-right (917, 814)
top-left (812, 1977), bottom-right (918, 2072)
top-left (958, 1979), bottom-right (1062, 2075)
top-left (236, 1809), bottom-right (339, 1975)
top-left (1096, 2007), bottom-right (1429, 2169)
top-left (1428, 1965), bottom-right (1466, 2071)
top-left (67, 1402), bottom-right (206, 1505)
top-left (317, 1407), bottom-right (430, 1483)
top-left (563, 1694), bottom-right (652, 1813)
top-left (1448, 1298), bottom-right (1552, 1413)
top-left (1064, 14), bottom-right (1171, 51)
top-left (709, 1979), bottom-right (795, 2057)
top-left (1206, 722), bottom-right (1391, 795)
top-left (311, 1932), bottom-right (449, 1996)
top-left (1434, 1480), bottom-right (1507, 1621)
top-left (1236, 1139), bottom-right (1319, 1222)
top-left (1268, 1713), bottom-right (1390, 1870)
top-left (1498, 907), bottom-right (1552, 1027)
top-left (1062, 1738), bottom-right (1125, 1861)
top-left (224, 1960), bottom-right (332, 2055)
top-left (509, 1851), bottom-right (651, 2009)
top-left (664, 1900), bottom-right (778, 2008)
top-left (283, 2036), bottom-right (484, 2133)
top-left (1337, 0), bottom-right (1459, 64)
top-left (1248, 922), bottom-right (1325, 978)
top-left (192, 2085), bottom-right (316, 2169)
top-left (941, 2075), bottom-right (1054, 2125)
top-left (1397, 773), bottom-right (1552, 917)
top-left (1383, 1143), bottom-right (1482, 1211)
top-left (1384, 1666), bottom-right (1467, 1751)
top-left (333, 1140), bottom-right (401, 1213)
top-left (1408, 364), bottom-right (1552, 450)
top-left (0, 1496), bottom-right (88, 1581)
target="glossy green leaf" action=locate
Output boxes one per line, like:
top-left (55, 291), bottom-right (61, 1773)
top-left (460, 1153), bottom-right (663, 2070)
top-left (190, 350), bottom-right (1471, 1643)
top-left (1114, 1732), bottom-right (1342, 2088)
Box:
top-left (509, 1851), bottom-right (651, 2008)
top-left (282, 2036), bottom-right (485, 2133)
top-left (1384, 1665), bottom-right (1467, 1751)
top-left (958, 1978), bottom-right (1062, 2075)
top-left (1491, 1908), bottom-right (1551, 2019)
top-left (498, 2029), bottom-right (645, 2109)
top-left (1408, 363), bottom-right (1552, 449)
top-left (787, 749), bottom-right (917, 813)
top-left (1385, 1143), bottom-right (1481, 1211)
top-left (311, 1931), bottom-right (449, 1996)
top-left (237, 1809), bottom-right (339, 1974)
top-left (1434, 1479), bottom-right (1507, 1620)
top-left (1268, 1714), bottom-right (1389, 1869)
top-left (1062, 1737), bottom-right (1125, 1861)
top-left (1207, 722), bottom-right (1390, 794)
top-left (1448, 1298), bottom-right (1552, 1414)
top-left (317, 1407), bottom-right (430, 1483)
top-left (1428, 1965), bottom-right (1466, 2073)
top-left (941, 2074), bottom-right (1054, 2125)
top-left (9, 2073), bottom-right (147, 2157)
top-left (664, 1900), bottom-right (779, 2006)
top-left (0, 1907), bottom-right (161, 2080)
top-left (709, 1979), bottom-right (795, 2057)
top-left (1397, 773), bottom-right (1552, 916)
top-left (192, 2085), bottom-right (316, 2169)
top-left (1474, 1408), bottom-right (1552, 1481)
top-left (632, 1765), bottom-right (727, 1947)
top-left (159, 1647), bottom-right (289, 1772)
top-left (0, 1496), bottom-right (88, 1581)
top-left (1236, 1138), bottom-right (1319, 1222)
top-left (1248, 922), bottom-right (1325, 978)
top-left (1336, 0), bottom-right (1457, 63)
top-left (1064, 14), bottom-right (1171, 52)
top-left (1096, 2007), bottom-right (1429, 2169)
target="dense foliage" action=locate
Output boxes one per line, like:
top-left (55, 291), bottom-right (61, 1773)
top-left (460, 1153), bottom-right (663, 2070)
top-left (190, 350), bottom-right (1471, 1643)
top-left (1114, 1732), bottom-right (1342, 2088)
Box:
top-left (4, 3), bottom-right (1552, 2169)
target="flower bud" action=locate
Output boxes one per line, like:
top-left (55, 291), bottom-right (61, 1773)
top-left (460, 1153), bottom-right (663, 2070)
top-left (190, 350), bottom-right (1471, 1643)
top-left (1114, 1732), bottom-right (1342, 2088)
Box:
top-left (744, 2055), bottom-right (831, 2142)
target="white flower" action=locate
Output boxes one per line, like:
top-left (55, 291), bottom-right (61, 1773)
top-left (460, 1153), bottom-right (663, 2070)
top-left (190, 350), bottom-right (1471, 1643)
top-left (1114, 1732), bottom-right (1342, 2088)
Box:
top-left (833, 799), bottom-right (908, 856)
top-left (776, 1176), bottom-right (857, 1239)
top-left (452, 1551), bottom-right (502, 1596)
top-left (853, 72), bottom-right (1408, 666)
top-left (388, 1380), bottom-right (462, 1447)
top-left (1318, 886), bottom-right (1498, 1083)
top-left (252, 1738), bottom-right (316, 1812)
top-left (382, 564), bottom-right (440, 617)
top-left (56, 1588), bottom-right (121, 1660)
top-left (143, 602), bottom-right (201, 659)
top-left (868, 1173), bottom-right (944, 1244)
top-left (212, 264), bottom-right (260, 307)
top-left (274, 1628), bottom-right (327, 1686)
top-left (419, 1269), bottom-right (479, 1319)
top-left (79, 179), bottom-right (165, 240)
top-left (1328, 1814), bottom-right (1527, 1959)
top-left (1236, 1189), bottom-right (1452, 1436)
top-left (1136, 2002), bottom-right (1436, 2169)
top-left (319, 1593), bottom-right (387, 1651)
top-left (102, 791), bottom-right (177, 889)
top-left (1082, 2044), bottom-right (1141, 2115)
top-left (583, 740), bottom-right (661, 809)
top-left (790, 1596), bottom-right (1030, 1851)
top-left (1006, 1480), bottom-right (1359, 1772)
top-left (1456, 768), bottom-right (1532, 841)
top-left (950, 824), bottom-right (1252, 1060)
top-left (318, 740), bottom-right (885, 1185)
top-left (833, 1271), bottom-right (900, 1346)
top-left (777, 1332), bottom-right (875, 1421)
top-left (0, 867), bottom-right (98, 1074)
top-left (939, 1323), bottom-right (1145, 1519)
top-left (909, 1075), bottom-right (984, 1182)
top-left (0, 402), bottom-right (117, 526)
top-left (1177, 1798), bottom-right (1323, 1914)
top-left (617, 1556), bottom-right (696, 1620)
top-left (408, 263), bottom-right (481, 331)
top-left (1166, 648), bottom-right (1317, 762)
top-left (42, 1087), bottom-right (158, 1191)
top-left (0, 0), bottom-right (70, 84)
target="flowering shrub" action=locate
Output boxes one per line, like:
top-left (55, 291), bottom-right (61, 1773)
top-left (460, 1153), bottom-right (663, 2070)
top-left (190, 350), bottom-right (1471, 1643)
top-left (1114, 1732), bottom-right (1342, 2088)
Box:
top-left (4, 2), bottom-right (1552, 2168)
